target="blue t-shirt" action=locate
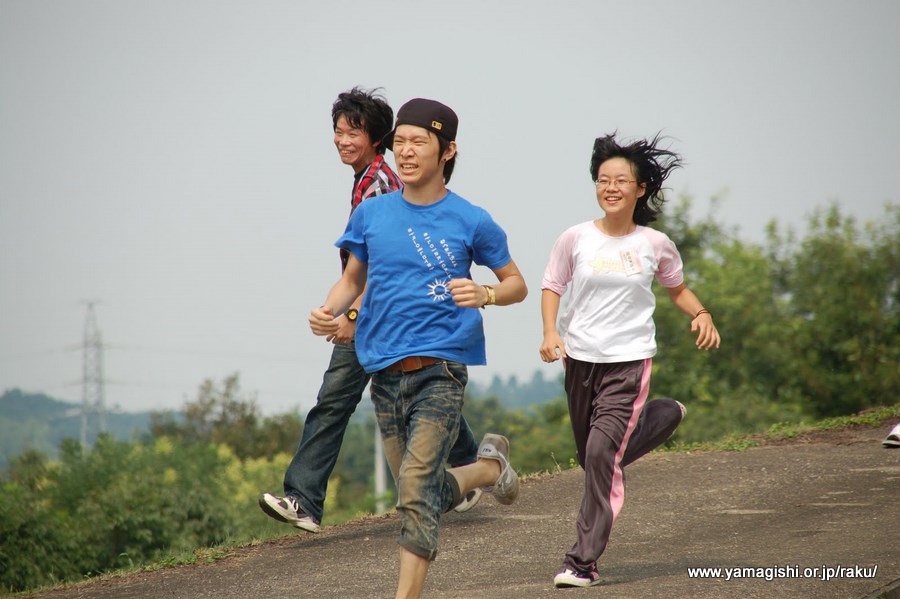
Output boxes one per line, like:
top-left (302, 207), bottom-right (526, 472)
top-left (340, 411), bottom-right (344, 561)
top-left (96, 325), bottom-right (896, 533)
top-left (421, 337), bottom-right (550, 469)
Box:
top-left (336, 190), bottom-right (512, 373)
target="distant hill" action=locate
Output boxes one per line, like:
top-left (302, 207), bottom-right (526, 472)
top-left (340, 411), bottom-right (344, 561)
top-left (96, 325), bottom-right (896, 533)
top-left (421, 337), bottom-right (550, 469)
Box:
top-left (467, 370), bottom-right (564, 409)
top-left (0, 371), bottom-right (563, 470)
top-left (0, 388), bottom-right (156, 469)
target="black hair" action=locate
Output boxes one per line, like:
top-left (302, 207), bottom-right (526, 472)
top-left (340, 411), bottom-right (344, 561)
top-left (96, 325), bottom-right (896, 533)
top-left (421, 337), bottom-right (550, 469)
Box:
top-left (437, 136), bottom-right (457, 183)
top-left (331, 87), bottom-right (393, 156)
top-left (589, 132), bottom-right (683, 225)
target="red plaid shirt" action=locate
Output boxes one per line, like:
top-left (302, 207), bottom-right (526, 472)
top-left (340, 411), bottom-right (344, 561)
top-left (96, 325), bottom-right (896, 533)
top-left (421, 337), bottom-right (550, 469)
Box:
top-left (341, 154), bottom-right (402, 269)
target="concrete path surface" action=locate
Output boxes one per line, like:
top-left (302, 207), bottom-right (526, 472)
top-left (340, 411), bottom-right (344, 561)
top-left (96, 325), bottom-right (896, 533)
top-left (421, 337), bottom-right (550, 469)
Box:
top-left (27, 425), bottom-right (899, 599)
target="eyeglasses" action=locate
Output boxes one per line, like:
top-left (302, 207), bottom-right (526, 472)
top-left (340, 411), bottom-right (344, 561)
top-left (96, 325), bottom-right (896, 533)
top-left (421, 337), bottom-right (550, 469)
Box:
top-left (595, 178), bottom-right (636, 189)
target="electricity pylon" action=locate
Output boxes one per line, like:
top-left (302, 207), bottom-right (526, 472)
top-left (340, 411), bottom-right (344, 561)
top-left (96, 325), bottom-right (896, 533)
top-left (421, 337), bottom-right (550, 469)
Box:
top-left (80, 301), bottom-right (107, 448)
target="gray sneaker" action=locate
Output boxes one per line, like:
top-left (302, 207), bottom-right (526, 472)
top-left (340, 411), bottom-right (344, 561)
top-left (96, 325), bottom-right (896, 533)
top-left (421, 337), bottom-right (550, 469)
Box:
top-left (477, 434), bottom-right (519, 505)
top-left (258, 493), bottom-right (321, 533)
top-left (454, 487), bottom-right (483, 513)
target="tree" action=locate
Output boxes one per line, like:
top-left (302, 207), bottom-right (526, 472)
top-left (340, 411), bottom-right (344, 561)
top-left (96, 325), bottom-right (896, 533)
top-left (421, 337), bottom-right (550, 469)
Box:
top-left (150, 374), bottom-right (303, 460)
top-left (773, 203), bottom-right (899, 416)
top-left (649, 197), bottom-right (807, 441)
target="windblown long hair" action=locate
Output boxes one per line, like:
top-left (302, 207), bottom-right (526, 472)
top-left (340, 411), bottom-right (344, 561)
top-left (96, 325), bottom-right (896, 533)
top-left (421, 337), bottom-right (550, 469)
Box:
top-left (590, 132), bottom-right (683, 225)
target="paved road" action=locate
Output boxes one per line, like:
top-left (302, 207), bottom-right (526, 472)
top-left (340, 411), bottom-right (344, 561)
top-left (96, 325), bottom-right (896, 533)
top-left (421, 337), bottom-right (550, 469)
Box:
top-left (28, 426), bottom-right (900, 598)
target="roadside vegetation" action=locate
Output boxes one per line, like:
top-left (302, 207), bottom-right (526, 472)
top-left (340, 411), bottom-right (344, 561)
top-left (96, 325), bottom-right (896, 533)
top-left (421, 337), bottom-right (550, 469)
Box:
top-left (2, 200), bottom-right (896, 596)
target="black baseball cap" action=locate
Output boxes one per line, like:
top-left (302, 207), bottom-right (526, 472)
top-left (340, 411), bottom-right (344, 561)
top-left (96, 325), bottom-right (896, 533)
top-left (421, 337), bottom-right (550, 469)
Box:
top-left (382, 98), bottom-right (458, 151)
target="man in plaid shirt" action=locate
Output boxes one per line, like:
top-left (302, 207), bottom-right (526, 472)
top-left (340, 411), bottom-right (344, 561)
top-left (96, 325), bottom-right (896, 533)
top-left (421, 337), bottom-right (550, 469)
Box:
top-left (260, 88), bottom-right (481, 532)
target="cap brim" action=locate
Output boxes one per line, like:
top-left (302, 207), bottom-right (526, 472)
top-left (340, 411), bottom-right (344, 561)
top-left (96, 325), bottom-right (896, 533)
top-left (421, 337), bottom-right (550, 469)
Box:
top-left (381, 129), bottom-right (396, 153)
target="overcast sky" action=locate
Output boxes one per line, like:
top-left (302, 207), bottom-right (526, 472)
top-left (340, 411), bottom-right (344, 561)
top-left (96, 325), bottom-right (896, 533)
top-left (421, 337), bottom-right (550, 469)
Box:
top-left (2, 0), bottom-right (898, 416)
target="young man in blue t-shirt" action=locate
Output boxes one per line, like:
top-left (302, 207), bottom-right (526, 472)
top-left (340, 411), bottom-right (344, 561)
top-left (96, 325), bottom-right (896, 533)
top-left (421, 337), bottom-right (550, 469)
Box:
top-left (260, 89), bottom-right (483, 535)
top-left (309, 98), bottom-right (528, 599)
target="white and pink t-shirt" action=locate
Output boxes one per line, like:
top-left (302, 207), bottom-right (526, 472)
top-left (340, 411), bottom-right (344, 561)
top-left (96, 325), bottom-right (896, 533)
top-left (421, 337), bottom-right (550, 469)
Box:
top-left (541, 221), bottom-right (684, 363)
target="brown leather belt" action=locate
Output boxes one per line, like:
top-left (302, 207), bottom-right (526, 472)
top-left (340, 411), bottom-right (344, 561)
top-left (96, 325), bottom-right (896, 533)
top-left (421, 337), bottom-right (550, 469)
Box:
top-left (383, 356), bottom-right (442, 373)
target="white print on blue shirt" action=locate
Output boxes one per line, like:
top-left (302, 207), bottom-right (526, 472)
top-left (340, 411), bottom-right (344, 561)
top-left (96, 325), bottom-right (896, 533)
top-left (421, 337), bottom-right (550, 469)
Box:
top-left (336, 190), bottom-right (512, 372)
top-left (406, 227), bottom-right (461, 301)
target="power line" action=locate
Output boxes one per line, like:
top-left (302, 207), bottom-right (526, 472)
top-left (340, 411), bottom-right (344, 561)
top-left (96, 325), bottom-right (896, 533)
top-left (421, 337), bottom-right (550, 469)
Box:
top-left (103, 379), bottom-right (304, 400)
top-left (3, 344), bottom-right (302, 364)
top-left (104, 343), bottom-right (301, 362)
top-left (0, 348), bottom-right (72, 361)
top-left (2, 316), bottom-right (311, 410)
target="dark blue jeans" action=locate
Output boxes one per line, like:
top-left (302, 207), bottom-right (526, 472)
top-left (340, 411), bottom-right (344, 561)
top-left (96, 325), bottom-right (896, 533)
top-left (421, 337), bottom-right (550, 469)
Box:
top-left (283, 342), bottom-right (478, 523)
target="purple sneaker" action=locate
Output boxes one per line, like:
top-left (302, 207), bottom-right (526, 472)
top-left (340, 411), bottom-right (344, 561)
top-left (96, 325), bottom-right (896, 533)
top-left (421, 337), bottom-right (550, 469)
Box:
top-left (553, 565), bottom-right (601, 588)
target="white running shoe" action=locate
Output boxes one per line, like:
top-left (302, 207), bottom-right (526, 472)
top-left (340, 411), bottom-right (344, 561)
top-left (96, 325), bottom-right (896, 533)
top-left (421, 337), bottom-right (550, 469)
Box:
top-left (883, 423), bottom-right (900, 448)
top-left (454, 487), bottom-right (483, 513)
top-left (554, 566), bottom-right (601, 588)
top-left (477, 434), bottom-right (519, 505)
top-left (258, 493), bottom-right (321, 533)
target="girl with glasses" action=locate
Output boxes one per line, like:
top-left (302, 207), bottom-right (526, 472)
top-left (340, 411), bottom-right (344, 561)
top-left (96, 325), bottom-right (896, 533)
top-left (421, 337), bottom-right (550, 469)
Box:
top-left (539, 132), bottom-right (720, 588)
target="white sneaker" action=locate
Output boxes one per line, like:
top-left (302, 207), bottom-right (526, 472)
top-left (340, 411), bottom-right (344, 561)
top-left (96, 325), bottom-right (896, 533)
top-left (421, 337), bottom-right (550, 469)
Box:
top-left (258, 493), bottom-right (321, 532)
top-left (883, 423), bottom-right (900, 448)
top-left (454, 488), bottom-right (483, 513)
top-left (554, 566), bottom-right (601, 588)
